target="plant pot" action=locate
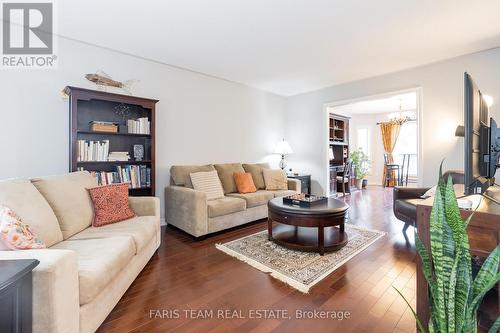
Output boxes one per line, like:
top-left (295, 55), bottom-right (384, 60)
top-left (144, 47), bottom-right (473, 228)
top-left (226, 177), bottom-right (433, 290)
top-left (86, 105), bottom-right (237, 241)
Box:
top-left (362, 179), bottom-right (368, 188)
top-left (355, 179), bottom-right (363, 189)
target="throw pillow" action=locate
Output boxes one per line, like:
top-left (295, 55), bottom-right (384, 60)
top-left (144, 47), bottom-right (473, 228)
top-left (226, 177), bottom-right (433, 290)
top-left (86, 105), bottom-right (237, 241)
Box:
top-left (0, 205), bottom-right (46, 250)
top-left (87, 184), bottom-right (136, 227)
top-left (190, 170), bottom-right (225, 200)
top-left (233, 172), bottom-right (257, 193)
top-left (213, 163), bottom-right (246, 194)
top-left (242, 163), bottom-right (270, 190)
top-left (263, 169), bottom-right (288, 190)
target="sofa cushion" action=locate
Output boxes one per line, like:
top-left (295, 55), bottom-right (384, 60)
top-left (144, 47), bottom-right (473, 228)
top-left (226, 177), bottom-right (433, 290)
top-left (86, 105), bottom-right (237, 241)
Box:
top-left (227, 190), bottom-right (274, 208)
top-left (269, 189), bottom-right (297, 198)
top-left (190, 171), bottom-right (225, 200)
top-left (263, 169), bottom-right (288, 190)
top-left (68, 216), bottom-right (157, 254)
top-left (242, 163), bottom-right (270, 190)
top-left (214, 163), bottom-right (245, 194)
top-left (51, 236), bottom-right (135, 305)
top-left (0, 179), bottom-right (63, 247)
top-left (207, 197), bottom-right (246, 218)
top-left (170, 165), bottom-right (215, 188)
top-left (31, 171), bottom-right (97, 239)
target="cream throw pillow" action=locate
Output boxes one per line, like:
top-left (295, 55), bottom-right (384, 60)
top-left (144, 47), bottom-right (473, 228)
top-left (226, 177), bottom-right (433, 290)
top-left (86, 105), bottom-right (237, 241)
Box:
top-left (190, 171), bottom-right (225, 200)
top-left (263, 169), bottom-right (288, 190)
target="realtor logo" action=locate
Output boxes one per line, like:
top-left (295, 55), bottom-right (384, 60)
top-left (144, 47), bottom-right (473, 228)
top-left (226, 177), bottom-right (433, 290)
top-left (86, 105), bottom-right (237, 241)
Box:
top-left (1, 1), bottom-right (57, 68)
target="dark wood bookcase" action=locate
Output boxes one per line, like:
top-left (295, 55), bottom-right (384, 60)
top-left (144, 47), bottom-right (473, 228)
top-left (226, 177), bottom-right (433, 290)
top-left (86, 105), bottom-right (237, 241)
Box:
top-left (328, 113), bottom-right (352, 196)
top-left (64, 86), bottom-right (158, 196)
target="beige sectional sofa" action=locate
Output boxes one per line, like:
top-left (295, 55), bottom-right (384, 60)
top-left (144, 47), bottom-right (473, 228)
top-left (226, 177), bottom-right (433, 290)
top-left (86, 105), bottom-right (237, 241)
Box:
top-left (165, 163), bottom-right (300, 237)
top-left (0, 171), bottom-right (161, 333)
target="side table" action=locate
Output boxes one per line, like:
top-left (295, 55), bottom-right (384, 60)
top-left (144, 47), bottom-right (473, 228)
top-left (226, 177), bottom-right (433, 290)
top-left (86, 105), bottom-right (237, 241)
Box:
top-left (0, 259), bottom-right (39, 333)
top-left (287, 174), bottom-right (311, 195)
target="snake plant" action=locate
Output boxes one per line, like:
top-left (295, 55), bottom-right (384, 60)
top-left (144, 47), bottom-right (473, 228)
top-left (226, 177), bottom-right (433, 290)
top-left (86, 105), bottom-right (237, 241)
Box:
top-left (395, 165), bottom-right (500, 333)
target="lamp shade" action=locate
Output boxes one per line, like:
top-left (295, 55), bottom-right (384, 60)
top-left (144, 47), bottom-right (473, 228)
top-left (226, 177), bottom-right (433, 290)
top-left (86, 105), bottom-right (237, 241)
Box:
top-left (273, 139), bottom-right (294, 155)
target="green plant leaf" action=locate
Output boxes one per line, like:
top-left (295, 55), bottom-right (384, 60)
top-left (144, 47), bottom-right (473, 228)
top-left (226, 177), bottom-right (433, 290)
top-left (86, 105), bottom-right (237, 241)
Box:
top-left (488, 316), bottom-right (500, 333)
top-left (447, 247), bottom-right (463, 333)
top-left (454, 247), bottom-right (471, 333)
top-left (470, 272), bottom-right (500, 318)
top-left (393, 286), bottom-right (428, 333)
top-left (429, 186), bottom-right (448, 332)
top-left (473, 246), bottom-right (500, 299)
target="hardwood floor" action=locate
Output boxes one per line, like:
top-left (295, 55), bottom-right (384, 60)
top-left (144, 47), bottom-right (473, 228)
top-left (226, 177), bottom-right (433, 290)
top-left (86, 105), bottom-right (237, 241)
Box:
top-left (98, 186), bottom-right (417, 333)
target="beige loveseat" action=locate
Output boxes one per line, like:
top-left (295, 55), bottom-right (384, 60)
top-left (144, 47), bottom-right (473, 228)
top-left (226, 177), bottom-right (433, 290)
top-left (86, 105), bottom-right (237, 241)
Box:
top-left (0, 171), bottom-right (161, 333)
top-left (165, 163), bottom-right (300, 237)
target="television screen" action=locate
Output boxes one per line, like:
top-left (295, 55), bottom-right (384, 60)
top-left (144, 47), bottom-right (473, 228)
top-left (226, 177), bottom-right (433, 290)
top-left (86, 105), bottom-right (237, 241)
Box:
top-left (464, 72), bottom-right (490, 195)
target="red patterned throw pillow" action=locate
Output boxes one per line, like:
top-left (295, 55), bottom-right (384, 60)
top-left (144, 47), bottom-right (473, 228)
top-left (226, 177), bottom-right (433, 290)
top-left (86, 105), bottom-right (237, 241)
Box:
top-left (87, 184), bottom-right (136, 227)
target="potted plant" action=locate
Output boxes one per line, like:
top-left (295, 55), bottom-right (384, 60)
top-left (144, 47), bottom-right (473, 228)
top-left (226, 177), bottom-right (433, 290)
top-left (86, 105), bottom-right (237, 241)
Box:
top-left (350, 149), bottom-right (371, 189)
top-left (395, 165), bottom-right (500, 333)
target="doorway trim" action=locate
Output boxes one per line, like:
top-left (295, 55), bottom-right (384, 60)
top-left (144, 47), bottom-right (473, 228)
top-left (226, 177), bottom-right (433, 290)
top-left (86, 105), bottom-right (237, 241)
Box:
top-left (322, 87), bottom-right (424, 194)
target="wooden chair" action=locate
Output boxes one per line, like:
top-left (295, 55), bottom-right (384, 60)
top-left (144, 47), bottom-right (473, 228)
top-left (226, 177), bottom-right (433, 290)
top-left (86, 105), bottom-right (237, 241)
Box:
top-left (383, 153), bottom-right (400, 187)
top-left (336, 159), bottom-right (352, 197)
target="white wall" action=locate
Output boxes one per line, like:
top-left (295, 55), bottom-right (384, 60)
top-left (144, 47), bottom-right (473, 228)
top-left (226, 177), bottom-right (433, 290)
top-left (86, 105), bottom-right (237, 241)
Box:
top-left (285, 47), bottom-right (500, 195)
top-left (0, 37), bottom-right (287, 220)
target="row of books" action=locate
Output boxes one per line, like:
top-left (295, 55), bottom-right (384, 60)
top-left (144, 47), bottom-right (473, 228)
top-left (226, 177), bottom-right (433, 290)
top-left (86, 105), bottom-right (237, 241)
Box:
top-left (78, 140), bottom-right (110, 162)
top-left (77, 165), bottom-right (151, 188)
top-left (127, 117), bottom-right (150, 134)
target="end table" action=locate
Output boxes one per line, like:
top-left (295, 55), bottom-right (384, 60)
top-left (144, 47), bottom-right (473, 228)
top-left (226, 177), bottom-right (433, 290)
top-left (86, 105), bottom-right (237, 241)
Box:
top-left (287, 174), bottom-right (311, 195)
top-left (0, 259), bottom-right (39, 333)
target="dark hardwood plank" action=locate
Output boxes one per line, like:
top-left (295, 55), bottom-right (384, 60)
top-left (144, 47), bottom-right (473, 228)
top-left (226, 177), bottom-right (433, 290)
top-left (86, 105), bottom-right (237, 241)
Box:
top-left (97, 186), bottom-right (417, 333)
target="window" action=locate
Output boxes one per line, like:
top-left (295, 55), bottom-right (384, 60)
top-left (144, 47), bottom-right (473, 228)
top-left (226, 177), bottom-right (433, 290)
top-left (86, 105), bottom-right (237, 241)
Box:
top-left (357, 128), bottom-right (369, 157)
top-left (393, 121), bottom-right (417, 176)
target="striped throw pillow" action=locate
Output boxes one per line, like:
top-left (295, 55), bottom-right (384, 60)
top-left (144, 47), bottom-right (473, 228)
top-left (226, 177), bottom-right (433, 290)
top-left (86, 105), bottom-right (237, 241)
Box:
top-left (190, 171), bottom-right (225, 200)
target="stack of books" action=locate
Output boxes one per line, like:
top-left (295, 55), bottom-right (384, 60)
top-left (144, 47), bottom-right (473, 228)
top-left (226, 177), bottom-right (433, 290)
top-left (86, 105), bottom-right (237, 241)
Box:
top-left (127, 117), bottom-right (150, 134)
top-left (88, 165), bottom-right (151, 189)
top-left (108, 152), bottom-right (130, 162)
top-left (78, 140), bottom-right (110, 162)
top-left (90, 121), bottom-right (118, 133)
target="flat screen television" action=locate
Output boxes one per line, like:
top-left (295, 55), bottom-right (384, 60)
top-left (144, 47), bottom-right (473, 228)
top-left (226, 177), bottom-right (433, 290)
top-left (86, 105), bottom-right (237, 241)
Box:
top-left (463, 72), bottom-right (500, 196)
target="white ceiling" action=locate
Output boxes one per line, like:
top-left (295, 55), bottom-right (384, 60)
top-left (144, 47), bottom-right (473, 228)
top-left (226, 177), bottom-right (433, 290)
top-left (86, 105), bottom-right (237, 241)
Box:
top-left (59, 0), bottom-right (500, 96)
top-left (331, 92), bottom-right (417, 115)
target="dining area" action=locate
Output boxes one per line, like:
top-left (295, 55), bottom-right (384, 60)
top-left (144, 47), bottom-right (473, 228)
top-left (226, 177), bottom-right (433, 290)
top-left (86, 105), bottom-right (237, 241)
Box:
top-left (383, 153), bottom-right (415, 187)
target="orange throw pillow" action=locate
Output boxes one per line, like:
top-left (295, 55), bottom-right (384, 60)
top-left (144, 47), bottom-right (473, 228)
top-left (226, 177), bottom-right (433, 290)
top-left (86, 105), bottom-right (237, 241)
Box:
top-left (87, 184), bottom-right (136, 227)
top-left (233, 172), bottom-right (257, 193)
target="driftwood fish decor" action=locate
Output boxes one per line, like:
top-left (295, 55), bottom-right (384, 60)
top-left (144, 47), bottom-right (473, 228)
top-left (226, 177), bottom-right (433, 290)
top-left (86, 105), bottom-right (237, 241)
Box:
top-left (85, 71), bottom-right (138, 94)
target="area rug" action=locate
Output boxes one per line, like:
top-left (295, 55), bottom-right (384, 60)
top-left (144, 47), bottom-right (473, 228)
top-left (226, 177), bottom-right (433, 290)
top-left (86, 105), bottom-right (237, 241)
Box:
top-left (216, 224), bottom-right (385, 293)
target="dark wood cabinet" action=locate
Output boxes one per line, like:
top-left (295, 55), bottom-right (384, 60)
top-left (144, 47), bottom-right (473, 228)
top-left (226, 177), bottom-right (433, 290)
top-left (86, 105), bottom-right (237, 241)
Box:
top-left (64, 86), bottom-right (158, 196)
top-left (0, 260), bottom-right (39, 333)
top-left (287, 174), bottom-right (311, 194)
top-left (329, 113), bottom-right (351, 196)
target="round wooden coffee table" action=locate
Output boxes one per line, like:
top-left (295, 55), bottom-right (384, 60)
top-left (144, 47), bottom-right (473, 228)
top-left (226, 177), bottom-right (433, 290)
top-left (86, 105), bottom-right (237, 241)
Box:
top-left (267, 197), bottom-right (349, 255)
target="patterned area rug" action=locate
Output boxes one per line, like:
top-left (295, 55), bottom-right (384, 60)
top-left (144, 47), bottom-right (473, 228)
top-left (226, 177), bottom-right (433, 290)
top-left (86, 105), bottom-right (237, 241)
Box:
top-left (216, 224), bottom-right (385, 293)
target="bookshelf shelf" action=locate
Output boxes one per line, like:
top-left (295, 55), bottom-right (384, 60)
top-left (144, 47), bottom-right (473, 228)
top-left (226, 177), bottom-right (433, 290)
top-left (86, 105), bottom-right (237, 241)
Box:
top-left (77, 130), bottom-right (151, 138)
top-left (76, 160), bottom-right (151, 164)
top-left (65, 86), bottom-right (158, 196)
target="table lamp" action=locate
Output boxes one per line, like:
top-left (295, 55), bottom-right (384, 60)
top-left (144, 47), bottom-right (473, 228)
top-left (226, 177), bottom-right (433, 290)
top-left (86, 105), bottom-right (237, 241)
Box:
top-left (274, 139), bottom-right (294, 170)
